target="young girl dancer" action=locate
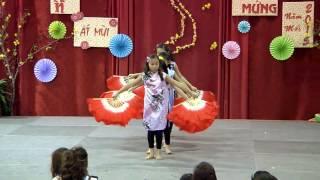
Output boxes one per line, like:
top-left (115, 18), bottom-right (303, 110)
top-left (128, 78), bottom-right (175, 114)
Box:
top-left (114, 54), bottom-right (191, 160)
top-left (155, 43), bottom-right (197, 154)
top-left (128, 44), bottom-right (198, 154)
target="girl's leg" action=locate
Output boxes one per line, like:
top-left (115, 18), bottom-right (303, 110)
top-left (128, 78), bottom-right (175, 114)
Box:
top-left (148, 131), bottom-right (155, 148)
top-left (164, 121), bottom-right (173, 145)
top-left (155, 130), bottom-right (163, 149)
top-left (155, 130), bottom-right (163, 160)
top-left (164, 121), bottom-right (173, 154)
top-left (146, 131), bottom-right (155, 159)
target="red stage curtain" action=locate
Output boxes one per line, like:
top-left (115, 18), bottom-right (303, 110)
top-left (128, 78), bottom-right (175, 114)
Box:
top-left (224, 0), bottom-right (320, 119)
top-left (16, 0), bottom-right (121, 115)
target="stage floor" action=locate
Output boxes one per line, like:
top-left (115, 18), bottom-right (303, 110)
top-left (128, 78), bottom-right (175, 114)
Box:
top-left (0, 117), bottom-right (320, 180)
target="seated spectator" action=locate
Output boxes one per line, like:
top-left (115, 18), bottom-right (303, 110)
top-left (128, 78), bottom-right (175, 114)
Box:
top-left (193, 161), bottom-right (217, 180)
top-left (251, 171), bottom-right (278, 180)
top-left (51, 147), bottom-right (68, 180)
top-left (180, 173), bottom-right (193, 180)
top-left (51, 146), bottom-right (98, 180)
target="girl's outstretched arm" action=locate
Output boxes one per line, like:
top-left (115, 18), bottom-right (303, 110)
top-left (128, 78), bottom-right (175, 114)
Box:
top-left (173, 73), bottom-right (193, 94)
top-left (174, 65), bottom-right (197, 91)
top-left (114, 76), bottom-right (143, 97)
top-left (128, 72), bottom-right (142, 79)
top-left (172, 86), bottom-right (188, 100)
top-left (165, 76), bottom-right (197, 98)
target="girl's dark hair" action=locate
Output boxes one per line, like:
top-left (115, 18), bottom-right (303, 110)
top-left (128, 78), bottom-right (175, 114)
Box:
top-left (193, 162), bottom-right (217, 180)
top-left (159, 58), bottom-right (168, 74)
top-left (180, 173), bottom-right (193, 180)
top-left (59, 147), bottom-right (89, 180)
top-left (251, 171), bottom-right (278, 180)
top-left (51, 147), bottom-right (68, 177)
top-left (144, 54), bottom-right (164, 81)
top-left (156, 43), bottom-right (175, 62)
top-left (72, 146), bottom-right (88, 175)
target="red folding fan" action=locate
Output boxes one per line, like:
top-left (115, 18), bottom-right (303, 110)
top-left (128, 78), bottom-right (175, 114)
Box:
top-left (106, 75), bottom-right (132, 90)
top-left (174, 90), bottom-right (216, 105)
top-left (132, 85), bottom-right (145, 98)
top-left (87, 98), bottom-right (141, 126)
top-left (168, 99), bottom-right (218, 133)
top-left (99, 90), bottom-right (143, 110)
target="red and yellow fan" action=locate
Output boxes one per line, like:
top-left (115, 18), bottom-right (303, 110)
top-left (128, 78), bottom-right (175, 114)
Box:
top-left (174, 90), bottom-right (216, 105)
top-left (132, 85), bottom-right (145, 98)
top-left (168, 99), bottom-right (218, 133)
top-left (106, 75), bottom-right (133, 90)
top-left (100, 90), bottom-right (143, 111)
top-left (87, 98), bottom-right (140, 126)
top-left (88, 91), bottom-right (143, 126)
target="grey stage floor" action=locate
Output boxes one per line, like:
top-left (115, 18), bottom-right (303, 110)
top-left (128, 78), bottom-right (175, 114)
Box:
top-left (0, 117), bottom-right (320, 180)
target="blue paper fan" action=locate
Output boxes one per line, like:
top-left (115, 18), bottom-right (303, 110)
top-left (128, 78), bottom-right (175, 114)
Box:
top-left (109, 34), bottom-right (133, 58)
top-left (34, 58), bottom-right (57, 83)
top-left (238, 20), bottom-right (251, 34)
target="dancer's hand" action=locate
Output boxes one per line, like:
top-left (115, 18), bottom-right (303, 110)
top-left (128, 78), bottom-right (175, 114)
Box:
top-left (189, 91), bottom-right (198, 99)
top-left (112, 91), bottom-right (119, 99)
top-left (193, 91), bottom-right (199, 98)
top-left (186, 98), bottom-right (196, 106)
top-left (190, 86), bottom-right (198, 92)
top-left (128, 74), bottom-right (136, 79)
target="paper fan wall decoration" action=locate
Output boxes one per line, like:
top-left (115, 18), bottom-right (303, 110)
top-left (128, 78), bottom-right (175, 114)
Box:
top-left (222, 41), bottom-right (241, 60)
top-left (269, 36), bottom-right (295, 61)
top-left (34, 58), bottom-right (57, 83)
top-left (238, 20), bottom-right (251, 33)
top-left (108, 34), bottom-right (133, 58)
top-left (48, 21), bottom-right (67, 40)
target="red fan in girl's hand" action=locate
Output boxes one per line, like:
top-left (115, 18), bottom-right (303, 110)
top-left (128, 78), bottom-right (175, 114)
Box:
top-left (168, 99), bottom-right (218, 133)
top-left (132, 85), bottom-right (145, 98)
top-left (87, 98), bottom-right (141, 126)
top-left (174, 90), bottom-right (216, 105)
top-left (106, 75), bottom-right (133, 90)
top-left (100, 90), bottom-right (143, 110)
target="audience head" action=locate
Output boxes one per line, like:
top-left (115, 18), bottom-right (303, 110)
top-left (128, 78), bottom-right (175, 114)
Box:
top-left (51, 147), bottom-right (68, 177)
top-left (180, 173), bottom-right (193, 180)
top-left (72, 146), bottom-right (88, 175)
top-left (251, 171), bottom-right (278, 180)
top-left (51, 146), bottom-right (89, 180)
top-left (193, 161), bottom-right (217, 180)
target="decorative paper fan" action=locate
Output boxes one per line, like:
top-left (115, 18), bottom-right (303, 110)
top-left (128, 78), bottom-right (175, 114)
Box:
top-left (238, 20), bottom-right (251, 33)
top-left (34, 58), bottom-right (57, 83)
top-left (174, 90), bottom-right (216, 105)
top-left (87, 98), bottom-right (140, 126)
top-left (106, 75), bottom-right (132, 90)
top-left (222, 41), bottom-right (241, 60)
top-left (48, 21), bottom-right (67, 40)
top-left (269, 36), bottom-right (295, 61)
top-left (109, 34), bottom-right (133, 58)
top-left (168, 99), bottom-right (218, 133)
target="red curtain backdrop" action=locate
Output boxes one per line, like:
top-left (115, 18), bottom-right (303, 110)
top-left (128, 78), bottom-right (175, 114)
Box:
top-left (1, 0), bottom-right (319, 119)
top-left (224, 0), bottom-right (320, 119)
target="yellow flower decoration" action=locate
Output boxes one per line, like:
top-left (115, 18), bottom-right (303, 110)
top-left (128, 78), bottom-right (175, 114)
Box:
top-left (0, 54), bottom-right (6, 59)
top-left (166, 0), bottom-right (197, 54)
top-left (210, 42), bottom-right (218, 51)
top-left (13, 40), bottom-right (20, 46)
top-left (201, 2), bottom-right (212, 10)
